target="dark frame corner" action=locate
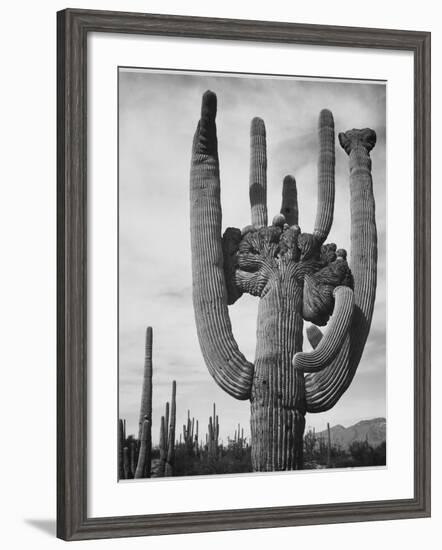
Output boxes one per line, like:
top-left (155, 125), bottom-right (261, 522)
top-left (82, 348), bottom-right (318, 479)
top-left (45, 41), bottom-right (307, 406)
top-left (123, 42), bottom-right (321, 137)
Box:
top-left (57, 8), bottom-right (431, 541)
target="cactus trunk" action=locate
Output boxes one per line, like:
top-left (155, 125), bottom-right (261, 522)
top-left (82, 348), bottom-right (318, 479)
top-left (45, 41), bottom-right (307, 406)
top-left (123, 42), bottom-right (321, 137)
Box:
top-left (159, 416), bottom-right (167, 476)
top-left (134, 420), bottom-right (150, 478)
top-left (251, 280), bottom-right (306, 470)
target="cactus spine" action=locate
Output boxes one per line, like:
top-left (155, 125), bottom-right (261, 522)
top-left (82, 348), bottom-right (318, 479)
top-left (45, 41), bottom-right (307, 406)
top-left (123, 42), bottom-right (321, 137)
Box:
top-left (190, 91), bottom-right (378, 471)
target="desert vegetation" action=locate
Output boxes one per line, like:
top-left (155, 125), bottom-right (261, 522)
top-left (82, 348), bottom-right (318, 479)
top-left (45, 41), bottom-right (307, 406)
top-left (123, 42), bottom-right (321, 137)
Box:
top-left (118, 327), bottom-right (251, 479)
top-left (118, 329), bottom-right (385, 480)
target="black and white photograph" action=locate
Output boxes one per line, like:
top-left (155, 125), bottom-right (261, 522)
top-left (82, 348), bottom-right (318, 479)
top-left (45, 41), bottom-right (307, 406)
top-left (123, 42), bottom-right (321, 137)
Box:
top-left (118, 69), bottom-right (386, 479)
top-left (1, 0), bottom-right (435, 545)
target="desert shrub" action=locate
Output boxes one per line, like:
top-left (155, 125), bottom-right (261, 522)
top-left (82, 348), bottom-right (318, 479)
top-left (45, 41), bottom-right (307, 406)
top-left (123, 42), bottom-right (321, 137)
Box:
top-left (172, 445), bottom-right (252, 476)
top-left (371, 441), bottom-right (386, 465)
top-left (348, 440), bottom-right (386, 467)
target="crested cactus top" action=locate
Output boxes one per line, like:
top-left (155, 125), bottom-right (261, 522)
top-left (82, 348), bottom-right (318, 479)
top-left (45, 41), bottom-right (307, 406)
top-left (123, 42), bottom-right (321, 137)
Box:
top-left (223, 218), bottom-right (353, 327)
top-left (338, 128), bottom-right (376, 155)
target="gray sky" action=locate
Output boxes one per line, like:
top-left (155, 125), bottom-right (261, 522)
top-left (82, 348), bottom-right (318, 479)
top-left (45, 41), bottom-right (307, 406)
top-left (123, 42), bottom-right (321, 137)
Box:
top-left (118, 69), bottom-right (386, 444)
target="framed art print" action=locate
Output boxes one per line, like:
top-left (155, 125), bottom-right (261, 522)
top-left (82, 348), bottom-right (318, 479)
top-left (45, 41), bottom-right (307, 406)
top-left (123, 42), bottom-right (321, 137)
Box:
top-left (57, 9), bottom-right (431, 540)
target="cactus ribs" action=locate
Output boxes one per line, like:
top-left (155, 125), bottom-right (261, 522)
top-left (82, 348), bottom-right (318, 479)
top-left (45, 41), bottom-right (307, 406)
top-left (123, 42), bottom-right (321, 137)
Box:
top-left (190, 91), bottom-right (377, 471)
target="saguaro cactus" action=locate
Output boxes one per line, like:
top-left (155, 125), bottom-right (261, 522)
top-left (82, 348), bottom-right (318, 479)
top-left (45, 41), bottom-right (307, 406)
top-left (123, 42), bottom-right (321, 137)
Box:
top-left (207, 403), bottom-right (219, 458)
top-left (190, 90), bottom-right (377, 471)
top-left (165, 380), bottom-right (177, 476)
top-left (159, 415), bottom-right (167, 476)
top-left (137, 326), bottom-right (153, 477)
top-left (183, 410), bottom-right (199, 453)
top-left (123, 447), bottom-right (132, 479)
top-left (326, 422), bottom-right (331, 467)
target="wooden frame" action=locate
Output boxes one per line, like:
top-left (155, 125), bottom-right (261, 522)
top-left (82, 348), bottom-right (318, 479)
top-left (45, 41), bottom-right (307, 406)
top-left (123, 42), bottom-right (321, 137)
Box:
top-left (57, 8), bottom-right (431, 541)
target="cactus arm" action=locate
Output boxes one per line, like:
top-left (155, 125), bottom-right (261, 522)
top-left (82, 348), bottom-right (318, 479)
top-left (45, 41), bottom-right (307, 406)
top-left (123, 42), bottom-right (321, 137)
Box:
top-left (249, 117), bottom-right (267, 227)
top-left (340, 129), bottom-right (377, 368)
top-left (280, 175), bottom-right (298, 226)
top-left (190, 91), bottom-right (254, 400)
top-left (305, 129), bottom-right (377, 413)
top-left (304, 336), bottom-right (351, 412)
top-left (294, 286), bottom-right (354, 373)
top-left (313, 109), bottom-right (335, 243)
top-left (307, 324), bottom-right (323, 349)
top-left (302, 257), bottom-right (353, 326)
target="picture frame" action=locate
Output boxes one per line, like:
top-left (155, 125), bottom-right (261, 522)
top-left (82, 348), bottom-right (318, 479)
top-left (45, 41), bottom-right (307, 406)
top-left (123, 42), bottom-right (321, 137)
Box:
top-left (57, 8), bottom-right (431, 541)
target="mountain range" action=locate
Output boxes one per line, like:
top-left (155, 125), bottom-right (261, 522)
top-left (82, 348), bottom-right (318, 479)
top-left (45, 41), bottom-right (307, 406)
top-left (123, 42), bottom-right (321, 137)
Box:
top-left (315, 417), bottom-right (386, 449)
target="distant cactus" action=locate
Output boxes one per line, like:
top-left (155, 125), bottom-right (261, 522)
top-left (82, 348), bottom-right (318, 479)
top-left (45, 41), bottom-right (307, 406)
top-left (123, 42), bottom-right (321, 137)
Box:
top-left (207, 403), bottom-right (219, 458)
top-left (327, 422), bottom-right (331, 467)
top-left (118, 418), bottom-right (125, 479)
top-left (164, 401), bottom-right (170, 449)
top-left (190, 91), bottom-right (377, 471)
top-left (159, 415), bottom-right (167, 476)
top-left (137, 326), bottom-right (153, 477)
top-left (165, 381), bottom-right (177, 476)
top-left (129, 438), bottom-right (137, 477)
top-left (194, 419), bottom-right (199, 456)
top-left (123, 447), bottom-right (132, 479)
top-left (183, 410), bottom-right (196, 455)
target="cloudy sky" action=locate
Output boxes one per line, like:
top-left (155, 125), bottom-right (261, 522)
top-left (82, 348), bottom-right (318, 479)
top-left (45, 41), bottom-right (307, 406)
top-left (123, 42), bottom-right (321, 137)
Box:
top-left (118, 68), bottom-right (386, 445)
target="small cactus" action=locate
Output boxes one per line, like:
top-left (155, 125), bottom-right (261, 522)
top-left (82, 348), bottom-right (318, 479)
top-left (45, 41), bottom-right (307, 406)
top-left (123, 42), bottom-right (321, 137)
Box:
top-left (165, 381), bottom-right (177, 476)
top-left (129, 438), bottom-right (137, 477)
top-left (183, 410), bottom-right (195, 455)
top-left (159, 416), bottom-right (167, 476)
top-left (207, 403), bottom-right (219, 458)
top-left (327, 422), bottom-right (332, 467)
top-left (123, 447), bottom-right (131, 479)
